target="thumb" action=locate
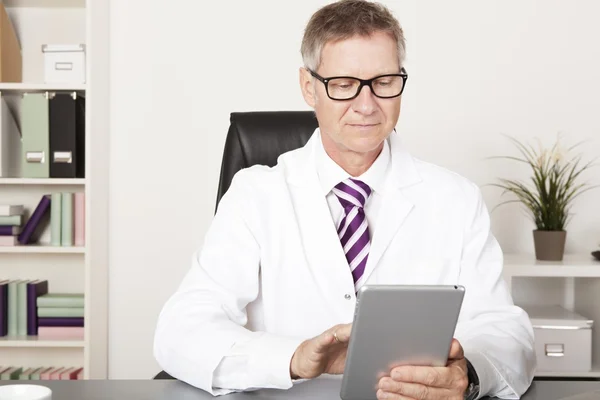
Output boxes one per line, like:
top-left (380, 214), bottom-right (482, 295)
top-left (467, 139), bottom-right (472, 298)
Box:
top-left (448, 339), bottom-right (464, 359)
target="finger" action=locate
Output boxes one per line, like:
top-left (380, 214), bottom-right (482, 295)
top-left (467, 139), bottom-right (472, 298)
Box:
top-left (379, 377), bottom-right (450, 400)
top-left (376, 389), bottom-right (413, 400)
top-left (334, 324), bottom-right (352, 343)
top-left (391, 366), bottom-right (452, 389)
top-left (312, 332), bottom-right (335, 354)
top-left (448, 339), bottom-right (464, 360)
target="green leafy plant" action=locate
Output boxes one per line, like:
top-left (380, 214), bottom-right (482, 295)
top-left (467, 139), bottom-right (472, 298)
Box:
top-left (490, 135), bottom-right (597, 231)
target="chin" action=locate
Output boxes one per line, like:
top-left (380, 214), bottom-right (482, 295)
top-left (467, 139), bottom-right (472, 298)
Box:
top-left (343, 136), bottom-right (385, 154)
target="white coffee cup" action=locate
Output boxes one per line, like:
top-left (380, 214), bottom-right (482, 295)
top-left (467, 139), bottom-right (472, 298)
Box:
top-left (0, 384), bottom-right (52, 400)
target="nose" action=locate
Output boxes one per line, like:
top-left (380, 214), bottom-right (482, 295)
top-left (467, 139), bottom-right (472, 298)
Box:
top-left (351, 84), bottom-right (377, 115)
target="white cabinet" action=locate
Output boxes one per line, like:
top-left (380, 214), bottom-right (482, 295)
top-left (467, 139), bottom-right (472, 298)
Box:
top-left (503, 254), bottom-right (600, 378)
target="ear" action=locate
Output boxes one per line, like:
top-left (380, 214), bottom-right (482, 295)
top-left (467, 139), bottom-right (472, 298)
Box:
top-left (299, 67), bottom-right (317, 108)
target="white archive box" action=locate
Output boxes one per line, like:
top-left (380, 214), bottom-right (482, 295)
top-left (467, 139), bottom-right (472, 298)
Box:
top-left (523, 304), bottom-right (593, 373)
top-left (42, 44), bottom-right (86, 84)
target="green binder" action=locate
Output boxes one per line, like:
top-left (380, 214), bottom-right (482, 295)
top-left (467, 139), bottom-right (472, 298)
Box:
top-left (21, 93), bottom-right (50, 178)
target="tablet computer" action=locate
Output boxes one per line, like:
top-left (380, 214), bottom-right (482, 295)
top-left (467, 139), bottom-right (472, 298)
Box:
top-left (340, 284), bottom-right (465, 400)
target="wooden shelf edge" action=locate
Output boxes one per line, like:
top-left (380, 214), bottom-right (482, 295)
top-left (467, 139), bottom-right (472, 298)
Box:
top-left (503, 253), bottom-right (600, 278)
top-left (0, 83), bottom-right (86, 93)
top-left (0, 178), bottom-right (86, 185)
top-left (3, 0), bottom-right (85, 8)
top-left (0, 246), bottom-right (86, 254)
top-left (0, 336), bottom-right (84, 348)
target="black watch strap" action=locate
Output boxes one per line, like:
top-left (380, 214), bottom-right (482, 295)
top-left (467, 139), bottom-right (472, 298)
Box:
top-left (465, 358), bottom-right (480, 400)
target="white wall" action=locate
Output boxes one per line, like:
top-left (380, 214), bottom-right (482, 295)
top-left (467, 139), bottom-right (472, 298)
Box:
top-left (108, 0), bottom-right (600, 378)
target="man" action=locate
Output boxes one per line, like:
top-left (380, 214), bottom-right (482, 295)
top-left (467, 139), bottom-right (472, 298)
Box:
top-left (154, 1), bottom-right (536, 399)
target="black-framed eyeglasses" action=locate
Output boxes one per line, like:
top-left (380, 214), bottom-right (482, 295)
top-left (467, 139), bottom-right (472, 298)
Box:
top-left (308, 68), bottom-right (408, 101)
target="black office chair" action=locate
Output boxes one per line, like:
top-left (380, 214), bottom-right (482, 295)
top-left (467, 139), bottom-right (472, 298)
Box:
top-left (153, 111), bottom-right (319, 380)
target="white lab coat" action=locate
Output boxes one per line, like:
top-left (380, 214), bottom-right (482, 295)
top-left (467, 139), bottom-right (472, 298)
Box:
top-left (153, 129), bottom-right (536, 398)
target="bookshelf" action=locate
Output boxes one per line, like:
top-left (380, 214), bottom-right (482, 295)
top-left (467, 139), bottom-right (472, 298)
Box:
top-left (0, 0), bottom-right (109, 379)
top-left (503, 253), bottom-right (600, 378)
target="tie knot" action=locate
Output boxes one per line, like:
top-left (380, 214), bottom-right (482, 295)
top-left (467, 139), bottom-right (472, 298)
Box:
top-left (333, 178), bottom-right (372, 209)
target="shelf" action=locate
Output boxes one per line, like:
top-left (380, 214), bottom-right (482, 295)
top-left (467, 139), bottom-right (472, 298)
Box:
top-left (0, 336), bottom-right (84, 348)
top-left (0, 245), bottom-right (85, 254)
top-left (0, 178), bottom-right (85, 185)
top-left (3, 0), bottom-right (85, 8)
top-left (0, 83), bottom-right (86, 94)
top-left (535, 367), bottom-right (600, 378)
top-left (503, 254), bottom-right (600, 278)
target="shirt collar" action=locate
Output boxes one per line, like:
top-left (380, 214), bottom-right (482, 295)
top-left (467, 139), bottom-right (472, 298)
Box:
top-left (315, 128), bottom-right (391, 196)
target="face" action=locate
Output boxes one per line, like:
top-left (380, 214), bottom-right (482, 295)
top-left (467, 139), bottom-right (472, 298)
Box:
top-left (300, 31), bottom-right (402, 157)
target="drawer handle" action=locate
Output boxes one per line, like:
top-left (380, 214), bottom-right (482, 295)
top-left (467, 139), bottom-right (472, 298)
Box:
top-left (545, 344), bottom-right (564, 357)
top-left (54, 151), bottom-right (72, 164)
top-left (26, 151), bottom-right (45, 163)
top-left (55, 62), bottom-right (73, 71)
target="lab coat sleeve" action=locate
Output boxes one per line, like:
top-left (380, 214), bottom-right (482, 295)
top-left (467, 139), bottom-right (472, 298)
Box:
top-left (153, 172), bottom-right (304, 395)
top-left (454, 183), bottom-right (536, 399)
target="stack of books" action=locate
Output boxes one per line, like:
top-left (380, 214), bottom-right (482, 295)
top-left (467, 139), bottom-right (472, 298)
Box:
top-left (0, 366), bottom-right (83, 380)
top-left (0, 205), bottom-right (24, 246)
top-left (0, 197), bottom-right (51, 246)
top-left (0, 191), bottom-right (84, 247)
top-left (0, 279), bottom-right (83, 339)
top-left (37, 293), bottom-right (84, 340)
top-left (0, 280), bottom-right (49, 337)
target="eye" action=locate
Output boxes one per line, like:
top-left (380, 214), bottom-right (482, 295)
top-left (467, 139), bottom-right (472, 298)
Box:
top-left (375, 80), bottom-right (392, 87)
top-left (329, 79), bottom-right (357, 91)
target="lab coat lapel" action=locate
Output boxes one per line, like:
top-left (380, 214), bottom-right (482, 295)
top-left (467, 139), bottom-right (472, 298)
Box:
top-left (363, 133), bottom-right (422, 283)
top-left (286, 133), bottom-right (356, 314)
top-left (364, 188), bottom-right (413, 283)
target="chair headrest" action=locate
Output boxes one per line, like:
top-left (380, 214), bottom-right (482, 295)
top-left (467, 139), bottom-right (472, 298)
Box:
top-left (216, 111), bottom-right (319, 210)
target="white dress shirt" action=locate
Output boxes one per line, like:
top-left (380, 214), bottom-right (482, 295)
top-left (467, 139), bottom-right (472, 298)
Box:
top-left (317, 132), bottom-right (390, 235)
top-left (154, 129), bottom-right (536, 398)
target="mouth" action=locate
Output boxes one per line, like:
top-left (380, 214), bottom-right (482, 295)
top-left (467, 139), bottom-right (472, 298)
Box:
top-left (348, 123), bottom-right (380, 131)
top-left (348, 123), bottom-right (379, 128)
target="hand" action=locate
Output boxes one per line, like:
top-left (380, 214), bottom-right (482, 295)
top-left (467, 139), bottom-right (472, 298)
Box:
top-left (289, 323), bottom-right (352, 380)
top-left (377, 339), bottom-right (469, 400)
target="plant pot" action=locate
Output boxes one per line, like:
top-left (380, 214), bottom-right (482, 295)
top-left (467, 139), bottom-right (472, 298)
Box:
top-left (533, 230), bottom-right (567, 261)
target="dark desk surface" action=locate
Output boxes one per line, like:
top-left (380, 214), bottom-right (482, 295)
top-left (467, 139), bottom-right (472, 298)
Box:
top-left (1, 378), bottom-right (600, 399)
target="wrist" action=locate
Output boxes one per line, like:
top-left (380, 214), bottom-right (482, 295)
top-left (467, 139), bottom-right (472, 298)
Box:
top-left (290, 349), bottom-right (301, 380)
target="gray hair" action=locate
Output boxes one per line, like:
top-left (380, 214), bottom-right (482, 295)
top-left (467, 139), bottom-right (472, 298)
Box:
top-left (301, 0), bottom-right (406, 72)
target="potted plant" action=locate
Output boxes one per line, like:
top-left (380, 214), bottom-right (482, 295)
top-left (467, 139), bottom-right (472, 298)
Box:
top-left (491, 136), bottom-right (596, 261)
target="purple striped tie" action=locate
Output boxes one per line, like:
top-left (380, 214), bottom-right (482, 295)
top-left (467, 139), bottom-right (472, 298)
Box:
top-left (333, 178), bottom-right (372, 291)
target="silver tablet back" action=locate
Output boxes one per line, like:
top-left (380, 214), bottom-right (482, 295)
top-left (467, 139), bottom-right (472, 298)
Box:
top-left (340, 285), bottom-right (465, 400)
